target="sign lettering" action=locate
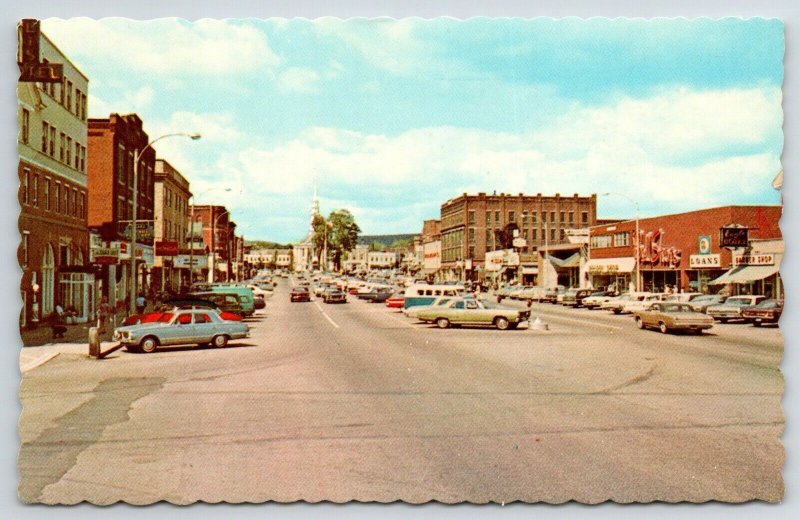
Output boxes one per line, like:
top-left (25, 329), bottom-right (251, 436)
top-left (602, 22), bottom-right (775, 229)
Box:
top-left (734, 254), bottom-right (774, 266)
top-left (638, 228), bottom-right (681, 269)
top-left (689, 254), bottom-right (721, 268)
top-left (720, 226), bottom-right (749, 249)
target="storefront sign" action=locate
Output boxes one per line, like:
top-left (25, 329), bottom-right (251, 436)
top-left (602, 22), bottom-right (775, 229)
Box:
top-left (90, 245), bottom-right (120, 264)
top-left (720, 226), bottom-right (749, 249)
top-left (18, 19), bottom-right (64, 83)
top-left (173, 255), bottom-right (208, 269)
top-left (639, 228), bottom-right (681, 268)
top-left (155, 240), bottom-right (179, 256)
top-left (734, 253), bottom-right (775, 266)
top-left (698, 236), bottom-right (712, 255)
top-left (689, 254), bottom-right (721, 268)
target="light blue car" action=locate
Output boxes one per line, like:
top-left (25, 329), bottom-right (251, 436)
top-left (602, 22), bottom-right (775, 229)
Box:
top-left (113, 309), bottom-right (250, 353)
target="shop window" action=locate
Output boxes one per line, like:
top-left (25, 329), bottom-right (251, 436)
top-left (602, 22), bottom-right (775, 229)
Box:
top-left (41, 122), bottom-right (48, 153)
top-left (21, 108), bottom-right (29, 144)
top-left (22, 169), bottom-right (30, 205)
top-left (614, 232), bottom-right (630, 247)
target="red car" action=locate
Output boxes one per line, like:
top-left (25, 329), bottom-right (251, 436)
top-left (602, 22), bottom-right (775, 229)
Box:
top-left (290, 287), bottom-right (311, 302)
top-left (741, 299), bottom-right (783, 326)
top-left (385, 293), bottom-right (405, 308)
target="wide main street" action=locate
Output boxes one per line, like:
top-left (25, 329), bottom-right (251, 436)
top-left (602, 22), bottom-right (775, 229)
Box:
top-left (18, 278), bottom-right (784, 504)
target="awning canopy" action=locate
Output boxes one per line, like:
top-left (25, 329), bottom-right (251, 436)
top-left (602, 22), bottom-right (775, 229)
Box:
top-left (546, 252), bottom-right (581, 268)
top-left (709, 263), bottom-right (780, 285)
top-left (586, 257), bottom-right (636, 274)
top-left (521, 267), bottom-right (538, 275)
top-left (418, 268), bottom-right (438, 275)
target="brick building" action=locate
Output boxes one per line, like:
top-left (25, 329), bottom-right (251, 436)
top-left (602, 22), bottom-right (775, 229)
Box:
top-left (87, 113), bottom-right (156, 307)
top-left (439, 192), bottom-right (597, 282)
top-left (587, 205), bottom-right (782, 295)
top-left (18, 29), bottom-right (91, 327)
top-left (153, 159), bottom-right (191, 293)
top-left (192, 205), bottom-right (237, 282)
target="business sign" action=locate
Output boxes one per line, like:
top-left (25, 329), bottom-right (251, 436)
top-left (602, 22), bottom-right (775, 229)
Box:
top-left (90, 245), bottom-right (120, 265)
top-left (720, 226), bottom-right (749, 249)
top-left (155, 240), bottom-right (179, 256)
top-left (734, 253), bottom-right (775, 266)
top-left (172, 255), bottom-right (208, 269)
top-left (17, 19), bottom-right (64, 83)
top-left (512, 237), bottom-right (527, 248)
top-left (119, 222), bottom-right (155, 242)
top-left (698, 236), bottom-right (712, 255)
top-left (689, 254), bottom-right (721, 268)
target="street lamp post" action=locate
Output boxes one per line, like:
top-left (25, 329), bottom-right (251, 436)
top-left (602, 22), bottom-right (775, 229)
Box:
top-left (129, 132), bottom-right (201, 315)
top-left (602, 192), bottom-right (640, 293)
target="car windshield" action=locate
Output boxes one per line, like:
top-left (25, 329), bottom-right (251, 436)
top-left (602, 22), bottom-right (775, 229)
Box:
top-left (756, 300), bottom-right (780, 309)
top-left (726, 298), bottom-right (751, 306)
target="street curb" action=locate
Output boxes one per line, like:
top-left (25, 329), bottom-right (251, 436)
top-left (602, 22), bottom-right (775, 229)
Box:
top-left (20, 352), bottom-right (59, 373)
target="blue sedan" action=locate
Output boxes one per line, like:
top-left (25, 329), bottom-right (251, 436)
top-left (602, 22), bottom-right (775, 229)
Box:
top-left (113, 309), bottom-right (250, 353)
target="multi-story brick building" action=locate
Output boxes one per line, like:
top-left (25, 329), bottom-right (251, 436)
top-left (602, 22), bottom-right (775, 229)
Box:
top-left (439, 192), bottom-right (597, 282)
top-left (153, 159), bottom-right (191, 293)
top-left (87, 113), bottom-right (156, 307)
top-left (18, 29), bottom-right (91, 327)
top-left (192, 205), bottom-right (236, 282)
top-left (588, 205), bottom-right (782, 295)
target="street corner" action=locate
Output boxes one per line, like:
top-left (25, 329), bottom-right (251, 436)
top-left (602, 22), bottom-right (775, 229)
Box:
top-left (19, 341), bottom-right (124, 373)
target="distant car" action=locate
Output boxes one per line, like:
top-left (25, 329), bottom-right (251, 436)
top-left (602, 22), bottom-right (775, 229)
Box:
top-left (385, 293), bottom-right (405, 308)
top-left (621, 294), bottom-right (664, 314)
top-left (741, 299), bottom-right (783, 326)
top-left (253, 295), bottom-right (266, 310)
top-left (561, 288), bottom-right (594, 307)
top-left (688, 294), bottom-right (727, 313)
top-left (707, 295), bottom-right (766, 323)
top-left (363, 286), bottom-right (394, 303)
top-left (416, 298), bottom-right (530, 330)
top-left (601, 292), bottom-right (649, 314)
top-left (542, 286), bottom-right (566, 304)
top-left (186, 292), bottom-right (246, 317)
top-left (114, 308), bottom-right (249, 353)
top-left (634, 302), bottom-right (714, 334)
top-left (582, 291), bottom-right (617, 310)
top-left (290, 287), bottom-right (311, 302)
top-left (322, 287), bottom-right (347, 304)
top-left (662, 292), bottom-right (703, 303)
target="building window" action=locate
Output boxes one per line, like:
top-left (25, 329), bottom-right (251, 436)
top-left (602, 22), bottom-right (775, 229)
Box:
top-left (128, 151), bottom-right (134, 186)
top-left (495, 210), bottom-right (500, 223)
top-left (59, 77), bottom-right (65, 104)
top-left (41, 122), bottom-right (48, 152)
top-left (550, 211), bottom-right (555, 223)
top-left (66, 81), bottom-right (73, 113)
top-left (20, 108), bottom-right (29, 144)
top-left (63, 187), bottom-right (69, 216)
top-left (80, 145), bottom-right (86, 172)
top-left (72, 189), bottom-right (78, 217)
top-left (80, 192), bottom-right (86, 219)
top-left (582, 211), bottom-right (589, 225)
top-left (560, 211), bottom-right (565, 223)
top-left (118, 145), bottom-right (126, 185)
top-left (550, 228), bottom-right (556, 242)
top-left (59, 132), bottom-right (65, 162)
top-left (22, 232), bottom-right (29, 267)
top-left (468, 210), bottom-right (475, 224)
top-left (468, 246), bottom-right (475, 258)
top-left (49, 126), bottom-right (55, 156)
top-left (469, 227), bottom-right (475, 243)
top-left (66, 137), bottom-right (72, 165)
top-left (43, 178), bottom-right (50, 210)
top-left (60, 244), bottom-right (69, 266)
top-left (82, 94), bottom-right (87, 121)
top-left (509, 211), bottom-right (515, 223)
top-left (590, 235), bottom-right (613, 248)
top-left (569, 211), bottom-right (574, 224)
top-left (75, 89), bottom-right (82, 118)
top-left (21, 169), bottom-right (30, 204)
top-left (522, 211), bottom-right (528, 224)
top-left (614, 232), bottom-right (630, 247)
top-left (32, 174), bottom-right (39, 207)
top-left (55, 183), bottom-right (61, 213)
top-left (532, 228), bottom-right (538, 241)
top-left (532, 212), bottom-right (538, 225)
top-left (74, 142), bottom-right (80, 169)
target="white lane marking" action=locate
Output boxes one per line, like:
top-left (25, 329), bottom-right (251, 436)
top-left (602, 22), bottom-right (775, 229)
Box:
top-left (314, 300), bottom-right (340, 329)
top-left (528, 311), bottom-right (624, 331)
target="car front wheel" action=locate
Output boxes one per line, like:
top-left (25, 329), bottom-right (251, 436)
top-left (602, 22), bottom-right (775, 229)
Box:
top-left (436, 318), bottom-right (450, 329)
top-left (495, 317), bottom-right (510, 330)
top-left (635, 317), bottom-right (645, 329)
top-left (659, 322), bottom-right (669, 334)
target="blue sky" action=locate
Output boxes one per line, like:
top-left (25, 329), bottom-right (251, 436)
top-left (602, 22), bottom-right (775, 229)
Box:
top-left (43, 17), bottom-right (784, 243)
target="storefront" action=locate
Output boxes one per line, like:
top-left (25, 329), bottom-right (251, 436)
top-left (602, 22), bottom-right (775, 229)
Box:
top-left (538, 244), bottom-right (585, 289)
top-left (58, 266), bottom-right (96, 324)
top-left (485, 250), bottom-right (519, 287)
top-left (585, 257), bottom-right (635, 292)
top-left (709, 239), bottom-right (783, 299)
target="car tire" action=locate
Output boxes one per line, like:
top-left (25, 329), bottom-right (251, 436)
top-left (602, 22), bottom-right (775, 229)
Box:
top-left (197, 342), bottom-right (210, 348)
top-left (495, 317), bottom-right (510, 330)
top-left (635, 317), bottom-right (645, 329)
top-left (125, 344), bottom-right (141, 353)
top-left (718, 318), bottom-right (728, 324)
top-left (212, 334), bottom-right (229, 348)
top-left (658, 322), bottom-right (668, 334)
top-left (753, 321), bottom-right (762, 327)
top-left (508, 322), bottom-right (519, 330)
top-left (612, 309), bottom-right (621, 314)
top-left (140, 336), bottom-right (159, 353)
top-left (436, 317), bottom-right (450, 329)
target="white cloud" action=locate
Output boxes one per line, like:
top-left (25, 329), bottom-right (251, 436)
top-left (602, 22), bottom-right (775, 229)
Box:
top-left (277, 67), bottom-right (320, 93)
top-left (42, 18), bottom-right (280, 77)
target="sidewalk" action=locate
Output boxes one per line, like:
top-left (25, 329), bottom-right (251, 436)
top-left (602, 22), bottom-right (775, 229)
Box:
top-left (19, 340), bottom-right (121, 373)
top-left (19, 310), bottom-right (127, 347)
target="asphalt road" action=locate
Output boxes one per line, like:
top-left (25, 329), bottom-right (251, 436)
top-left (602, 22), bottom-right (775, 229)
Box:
top-left (18, 278), bottom-right (784, 504)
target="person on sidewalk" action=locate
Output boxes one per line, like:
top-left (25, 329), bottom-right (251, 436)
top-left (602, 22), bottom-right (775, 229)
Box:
top-left (51, 302), bottom-right (67, 339)
top-left (136, 293), bottom-right (146, 315)
top-left (98, 296), bottom-right (112, 335)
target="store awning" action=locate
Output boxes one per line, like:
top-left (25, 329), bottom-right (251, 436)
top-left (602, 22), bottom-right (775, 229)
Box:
top-left (586, 257), bottom-right (636, 274)
top-left (546, 252), bottom-right (581, 268)
top-left (709, 263), bottom-right (780, 285)
top-left (521, 267), bottom-right (538, 275)
top-left (418, 268), bottom-right (438, 276)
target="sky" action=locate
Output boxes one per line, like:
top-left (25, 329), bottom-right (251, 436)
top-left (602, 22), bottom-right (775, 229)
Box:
top-left (42, 17), bottom-right (784, 243)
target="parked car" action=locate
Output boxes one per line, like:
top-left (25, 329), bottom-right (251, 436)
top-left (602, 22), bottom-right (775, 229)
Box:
top-left (114, 308), bottom-right (250, 353)
top-left (322, 287), bottom-right (347, 304)
top-left (621, 294), bottom-right (664, 314)
top-left (365, 287), bottom-right (394, 303)
top-left (253, 295), bottom-right (266, 310)
top-left (582, 291), bottom-right (617, 310)
top-left (634, 302), bottom-right (714, 334)
top-left (707, 295), bottom-right (766, 323)
top-left (161, 298), bottom-right (243, 322)
top-left (542, 286), bottom-right (566, 304)
top-left (416, 298), bottom-right (531, 330)
top-left (561, 288), bottom-right (595, 307)
top-left (601, 292), bottom-right (649, 314)
top-left (662, 292), bottom-right (703, 303)
top-left (403, 296), bottom-right (458, 319)
top-left (188, 292), bottom-right (246, 317)
top-left (495, 284), bottom-right (519, 302)
top-left (741, 299), bottom-right (783, 326)
top-left (290, 287), bottom-right (312, 302)
top-left (385, 293), bottom-right (405, 309)
top-left (688, 294), bottom-right (727, 313)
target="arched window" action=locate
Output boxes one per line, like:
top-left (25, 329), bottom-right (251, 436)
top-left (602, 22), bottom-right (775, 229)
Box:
top-left (41, 243), bottom-right (55, 315)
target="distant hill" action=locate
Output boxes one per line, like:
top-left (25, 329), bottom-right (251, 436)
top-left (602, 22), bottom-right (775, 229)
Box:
top-left (357, 234), bottom-right (416, 247)
top-left (245, 240), bottom-right (293, 249)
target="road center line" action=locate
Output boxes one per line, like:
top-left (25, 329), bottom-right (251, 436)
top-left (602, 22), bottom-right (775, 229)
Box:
top-left (314, 300), bottom-right (340, 329)
top-left (529, 311), bottom-right (624, 331)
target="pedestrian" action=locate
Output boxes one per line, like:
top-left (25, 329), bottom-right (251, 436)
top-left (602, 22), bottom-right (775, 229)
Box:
top-left (136, 293), bottom-right (146, 314)
top-left (98, 296), bottom-right (112, 335)
top-left (51, 301), bottom-right (67, 339)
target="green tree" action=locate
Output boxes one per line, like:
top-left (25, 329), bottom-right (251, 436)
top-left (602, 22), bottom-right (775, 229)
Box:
top-left (328, 209), bottom-right (361, 270)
